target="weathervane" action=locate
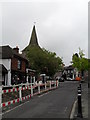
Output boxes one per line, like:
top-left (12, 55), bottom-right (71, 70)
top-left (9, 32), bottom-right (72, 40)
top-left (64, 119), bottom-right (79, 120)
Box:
top-left (34, 22), bottom-right (36, 25)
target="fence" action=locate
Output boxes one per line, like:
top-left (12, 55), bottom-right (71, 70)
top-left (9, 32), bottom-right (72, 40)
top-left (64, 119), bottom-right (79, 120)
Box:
top-left (1, 80), bottom-right (59, 108)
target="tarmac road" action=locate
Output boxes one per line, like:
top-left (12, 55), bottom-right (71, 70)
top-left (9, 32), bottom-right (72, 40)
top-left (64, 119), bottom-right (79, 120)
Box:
top-left (2, 81), bottom-right (79, 118)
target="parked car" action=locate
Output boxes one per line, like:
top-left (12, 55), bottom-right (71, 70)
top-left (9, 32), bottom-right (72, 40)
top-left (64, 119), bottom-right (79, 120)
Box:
top-left (59, 77), bottom-right (64, 82)
top-left (67, 77), bottom-right (73, 81)
top-left (66, 74), bottom-right (74, 81)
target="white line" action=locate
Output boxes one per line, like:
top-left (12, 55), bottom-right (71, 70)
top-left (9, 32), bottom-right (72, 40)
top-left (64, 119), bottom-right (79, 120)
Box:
top-left (70, 100), bottom-right (77, 119)
top-left (2, 100), bottom-right (30, 115)
top-left (2, 87), bottom-right (56, 115)
top-left (64, 107), bottom-right (67, 112)
top-left (38, 91), bottom-right (51, 97)
top-left (3, 91), bottom-right (51, 114)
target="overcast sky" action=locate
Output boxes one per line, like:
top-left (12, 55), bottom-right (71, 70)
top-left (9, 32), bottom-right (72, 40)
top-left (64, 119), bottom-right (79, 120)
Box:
top-left (1, 0), bottom-right (89, 65)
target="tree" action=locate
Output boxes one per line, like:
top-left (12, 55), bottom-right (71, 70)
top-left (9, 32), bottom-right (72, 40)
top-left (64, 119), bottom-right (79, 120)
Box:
top-left (26, 46), bottom-right (63, 77)
top-left (72, 48), bottom-right (89, 76)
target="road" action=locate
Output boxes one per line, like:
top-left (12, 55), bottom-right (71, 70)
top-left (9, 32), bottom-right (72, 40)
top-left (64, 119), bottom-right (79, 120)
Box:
top-left (2, 81), bottom-right (79, 118)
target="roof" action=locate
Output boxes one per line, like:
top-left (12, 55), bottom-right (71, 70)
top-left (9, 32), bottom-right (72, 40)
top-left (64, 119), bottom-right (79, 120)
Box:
top-left (26, 68), bottom-right (36, 72)
top-left (0, 45), bottom-right (13, 59)
top-left (0, 45), bottom-right (28, 61)
top-left (22, 25), bottom-right (40, 52)
top-left (64, 65), bottom-right (74, 70)
top-left (0, 64), bottom-right (8, 73)
top-left (29, 25), bottom-right (39, 46)
top-left (54, 71), bottom-right (62, 78)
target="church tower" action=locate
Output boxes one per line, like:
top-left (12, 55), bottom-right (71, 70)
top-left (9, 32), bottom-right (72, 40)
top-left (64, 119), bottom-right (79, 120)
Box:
top-left (22, 25), bottom-right (40, 53)
top-left (29, 25), bottom-right (39, 46)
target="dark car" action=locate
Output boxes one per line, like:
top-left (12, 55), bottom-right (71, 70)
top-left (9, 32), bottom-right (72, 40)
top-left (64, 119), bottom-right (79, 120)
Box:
top-left (59, 77), bottom-right (64, 82)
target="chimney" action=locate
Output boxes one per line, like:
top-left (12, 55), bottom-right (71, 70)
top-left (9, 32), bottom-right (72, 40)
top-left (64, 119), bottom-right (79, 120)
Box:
top-left (13, 46), bottom-right (19, 53)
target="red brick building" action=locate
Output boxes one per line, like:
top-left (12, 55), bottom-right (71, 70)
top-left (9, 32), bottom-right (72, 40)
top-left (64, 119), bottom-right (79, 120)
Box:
top-left (11, 46), bottom-right (28, 84)
top-left (0, 45), bottom-right (28, 85)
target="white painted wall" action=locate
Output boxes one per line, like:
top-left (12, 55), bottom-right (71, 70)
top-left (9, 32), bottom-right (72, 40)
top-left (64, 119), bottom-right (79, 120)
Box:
top-left (26, 68), bottom-right (36, 84)
top-left (0, 59), bottom-right (11, 86)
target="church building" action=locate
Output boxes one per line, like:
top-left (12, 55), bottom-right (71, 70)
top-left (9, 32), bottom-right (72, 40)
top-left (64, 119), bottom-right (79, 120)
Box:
top-left (22, 25), bottom-right (41, 55)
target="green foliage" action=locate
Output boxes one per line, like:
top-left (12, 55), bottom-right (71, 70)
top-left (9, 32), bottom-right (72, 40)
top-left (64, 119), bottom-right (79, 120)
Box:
top-left (25, 46), bottom-right (63, 76)
top-left (79, 47), bottom-right (85, 58)
top-left (72, 48), bottom-right (89, 72)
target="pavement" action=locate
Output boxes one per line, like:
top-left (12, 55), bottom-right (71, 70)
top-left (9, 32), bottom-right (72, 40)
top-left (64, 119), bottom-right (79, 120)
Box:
top-left (71, 77), bottom-right (88, 119)
top-left (81, 80), bottom-right (88, 118)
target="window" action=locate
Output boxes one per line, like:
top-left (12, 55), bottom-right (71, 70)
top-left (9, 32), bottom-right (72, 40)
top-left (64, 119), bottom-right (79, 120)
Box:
top-left (18, 60), bottom-right (21, 70)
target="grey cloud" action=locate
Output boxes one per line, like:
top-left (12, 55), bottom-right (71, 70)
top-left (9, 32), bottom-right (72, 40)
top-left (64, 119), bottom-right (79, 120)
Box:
top-left (2, 1), bottom-right (88, 65)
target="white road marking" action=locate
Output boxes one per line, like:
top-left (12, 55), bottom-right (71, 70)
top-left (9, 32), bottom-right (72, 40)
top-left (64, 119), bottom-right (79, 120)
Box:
top-left (70, 100), bottom-right (77, 119)
top-left (2, 89), bottom-right (52, 115)
top-left (38, 91), bottom-right (51, 97)
top-left (2, 91), bottom-right (51, 115)
top-left (64, 107), bottom-right (67, 112)
top-left (2, 100), bottom-right (30, 115)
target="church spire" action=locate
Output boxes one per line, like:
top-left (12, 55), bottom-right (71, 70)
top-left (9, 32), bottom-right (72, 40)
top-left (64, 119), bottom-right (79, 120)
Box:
top-left (22, 24), bottom-right (40, 53)
top-left (29, 25), bottom-right (39, 46)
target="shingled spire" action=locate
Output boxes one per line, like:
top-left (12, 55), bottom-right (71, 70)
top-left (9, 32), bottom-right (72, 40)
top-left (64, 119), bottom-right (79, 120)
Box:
top-left (29, 25), bottom-right (39, 46)
top-left (22, 25), bottom-right (40, 53)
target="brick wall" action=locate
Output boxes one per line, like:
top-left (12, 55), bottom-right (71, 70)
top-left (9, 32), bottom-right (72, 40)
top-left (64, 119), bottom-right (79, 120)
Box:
top-left (22, 61), bottom-right (26, 72)
top-left (11, 57), bottom-right (17, 70)
top-left (11, 57), bottom-right (26, 72)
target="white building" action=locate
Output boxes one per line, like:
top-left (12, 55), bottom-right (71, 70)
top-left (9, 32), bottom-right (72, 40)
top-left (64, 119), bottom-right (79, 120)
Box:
top-left (0, 46), bottom-right (11, 86)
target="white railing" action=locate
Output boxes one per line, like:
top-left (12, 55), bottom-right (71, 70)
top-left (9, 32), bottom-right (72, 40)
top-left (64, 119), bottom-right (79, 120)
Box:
top-left (1, 80), bottom-right (59, 107)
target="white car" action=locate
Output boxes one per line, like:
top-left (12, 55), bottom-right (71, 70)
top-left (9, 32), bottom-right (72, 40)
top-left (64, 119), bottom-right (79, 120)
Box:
top-left (67, 77), bottom-right (73, 81)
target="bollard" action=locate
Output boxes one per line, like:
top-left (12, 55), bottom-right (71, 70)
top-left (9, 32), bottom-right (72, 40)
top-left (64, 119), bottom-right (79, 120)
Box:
top-left (0, 86), bottom-right (2, 120)
top-left (19, 86), bottom-right (22, 102)
top-left (54, 81), bottom-right (56, 87)
top-left (57, 80), bottom-right (59, 87)
top-left (0, 86), bottom-right (2, 106)
top-left (56, 80), bottom-right (58, 88)
top-left (0, 86), bottom-right (2, 109)
top-left (79, 82), bottom-right (82, 90)
top-left (50, 81), bottom-right (51, 89)
top-left (31, 84), bottom-right (33, 96)
top-left (38, 84), bottom-right (40, 94)
top-left (77, 86), bottom-right (83, 118)
top-left (45, 82), bottom-right (47, 90)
